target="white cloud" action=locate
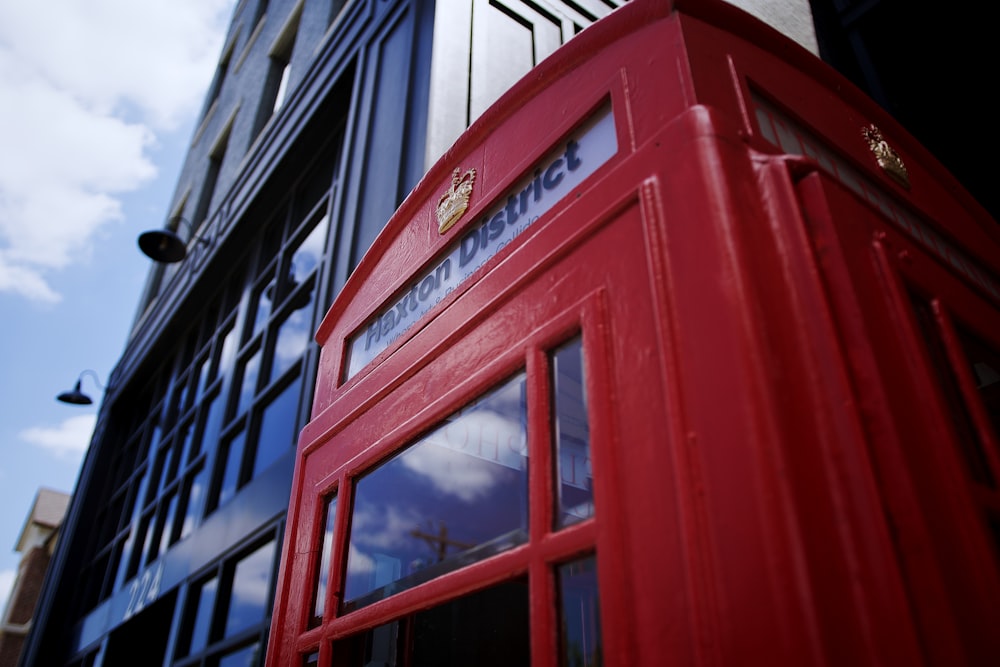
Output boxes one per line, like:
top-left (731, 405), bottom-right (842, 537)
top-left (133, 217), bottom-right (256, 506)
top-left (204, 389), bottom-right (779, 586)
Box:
top-left (19, 414), bottom-right (97, 461)
top-left (0, 569), bottom-right (14, 617)
top-left (0, 0), bottom-right (233, 302)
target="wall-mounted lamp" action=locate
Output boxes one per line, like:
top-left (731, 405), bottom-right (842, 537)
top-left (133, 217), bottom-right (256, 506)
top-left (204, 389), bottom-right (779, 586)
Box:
top-left (138, 216), bottom-right (210, 263)
top-left (56, 370), bottom-right (107, 405)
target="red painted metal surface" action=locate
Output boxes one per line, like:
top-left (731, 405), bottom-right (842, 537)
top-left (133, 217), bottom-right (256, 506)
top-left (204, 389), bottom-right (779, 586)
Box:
top-left (267, 1), bottom-right (1000, 665)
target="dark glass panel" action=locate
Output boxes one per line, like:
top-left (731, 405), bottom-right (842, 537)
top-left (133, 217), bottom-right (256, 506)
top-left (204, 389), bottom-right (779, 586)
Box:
top-left (195, 353), bottom-right (211, 402)
top-left (909, 294), bottom-right (995, 487)
top-left (343, 375), bottom-right (528, 611)
top-left (253, 379), bottom-right (301, 476)
top-left (178, 419), bottom-right (196, 467)
top-left (224, 540), bottom-right (276, 637)
top-left (956, 325), bottom-right (1000, 444)
top-left (332, 578), bottom-right (529, 667)
top-left (558, 555), bottom-right (602, 667)
top-left (552, 337), bottom-right (593, 527)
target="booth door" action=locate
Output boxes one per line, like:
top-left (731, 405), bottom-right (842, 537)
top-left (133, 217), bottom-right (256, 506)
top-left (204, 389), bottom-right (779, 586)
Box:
top-left (798, 173), bottom-right (1000, 664)
top-left (294, 189), bottom-right (688, 667)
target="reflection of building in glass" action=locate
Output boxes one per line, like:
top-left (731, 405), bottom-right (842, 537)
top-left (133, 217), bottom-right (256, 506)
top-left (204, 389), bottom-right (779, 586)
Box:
top-left (21, 1), bottom-right (995, 665)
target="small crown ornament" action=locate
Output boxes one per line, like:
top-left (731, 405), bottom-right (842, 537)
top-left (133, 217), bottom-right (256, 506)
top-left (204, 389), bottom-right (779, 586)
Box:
top-left (437, 168), bottom-right (476, 234)
top-left (863, 124), bottom-right (909, 189)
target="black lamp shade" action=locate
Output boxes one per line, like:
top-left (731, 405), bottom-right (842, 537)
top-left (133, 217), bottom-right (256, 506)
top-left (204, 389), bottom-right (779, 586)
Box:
top-left (57, 380), bottom-right (93, 405)
top-left (138, 229), bottom-right (187, 263)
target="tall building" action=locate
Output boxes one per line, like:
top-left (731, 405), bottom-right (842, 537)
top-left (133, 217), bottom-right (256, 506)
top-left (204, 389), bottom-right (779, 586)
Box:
top-left (0, 489), bottom-right (69, 667)
top-left (21, 1), bottom-right (996, 666)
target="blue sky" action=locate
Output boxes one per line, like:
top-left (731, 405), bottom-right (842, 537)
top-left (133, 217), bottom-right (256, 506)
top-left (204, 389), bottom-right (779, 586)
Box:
top-left (0, 0), bottom-right (235, 615)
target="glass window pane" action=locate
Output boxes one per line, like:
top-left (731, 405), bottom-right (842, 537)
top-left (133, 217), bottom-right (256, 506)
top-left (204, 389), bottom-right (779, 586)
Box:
top-left (253, 278), bottom-right (275, 337)
top-left (225, 540), bottom-right (276, 637)
top-left (217, 322), bottom-right (238, 383)
top-left (158, 491), bottom-right (180, 554)
top-left (291, 217), bottom-right (327, 283)
top-left (343, 375), bottom-right (528, 611)
top-left (332, 578), bottom-right (529, 666)
top-left (312, 495), bottom-right (337, 623)
top-left (179, 465), bottom-right (207, 540)
top-left (553, 337), bottom-right (593, 527)
top-left (186, 576), bottom-right (218, 656)
top-left (217, 431), bottom-right (246, 508)
top-left (237, 350), bottom-right (262, 416)
top-left (558, 555), bottom-right (602, 667)
top-left (271, 299), bottom-right (314, 381)
top-left (215, 641), bottom-right (260, 667)
top-left (957, 325), bottom-right (1000, 442)
top-left (253, 379), bottom-right (302, 476)
top-left (178, 420), bottom-right (196, 467)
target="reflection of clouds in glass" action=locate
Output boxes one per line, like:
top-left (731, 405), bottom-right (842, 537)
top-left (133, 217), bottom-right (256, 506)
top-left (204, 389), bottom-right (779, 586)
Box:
top-left (351, 504), bottom-right (421, 550)
top-left (226, 541), bottom-right (275, 636)
top-left (402, 440), bottom-right (500, 503)
top-left (179, 473), bottom-right (205, 540)
top-left (274, 310), bottom-right (310, 366)
top-left (292, 217), bottom-right (327, 282)
top-left (347, 543), bottom-right (375, 576)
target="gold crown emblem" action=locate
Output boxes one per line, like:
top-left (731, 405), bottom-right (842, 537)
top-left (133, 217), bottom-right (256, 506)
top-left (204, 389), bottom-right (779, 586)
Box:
top-left (436, 168), bottom-right (476, 234)
top-left (863, 124), bottom-right (909, 189)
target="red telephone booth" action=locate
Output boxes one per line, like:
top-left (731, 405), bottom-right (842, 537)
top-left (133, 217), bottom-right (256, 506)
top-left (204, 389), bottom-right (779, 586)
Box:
top-left (266, 1), bottom-right (1000, 665)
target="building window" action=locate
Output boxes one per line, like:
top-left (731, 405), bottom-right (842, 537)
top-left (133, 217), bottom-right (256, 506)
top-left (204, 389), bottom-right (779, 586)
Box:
top-left (175, 534), bottom-right (278, 665)
top-left (192, 117), bottom-right (234, 234)
top-left (206, 137), bottom-right (342, 515)
top-left (253, 2), bottom-right (301, 138)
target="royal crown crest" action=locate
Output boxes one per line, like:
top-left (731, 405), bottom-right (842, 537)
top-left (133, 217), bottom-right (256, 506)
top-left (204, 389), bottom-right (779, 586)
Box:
top-left (436, 168), bottom-right (476, 234)
top-left (863, 124), bottom-right (909, 189)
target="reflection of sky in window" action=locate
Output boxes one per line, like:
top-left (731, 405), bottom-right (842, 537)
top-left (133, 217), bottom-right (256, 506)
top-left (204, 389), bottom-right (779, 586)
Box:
top-left (272, 299), bottom-right (313, 381)
top-left (344, 375), bottom-right (528, 609)
top-left (312, 495), bottom-right (337, 621)
top-left (217, 324), bottom-right (238, 383)
top-left (291, 218), bottom-right (326, 283)
top-left (179, 466), bottom-right (206, 540)
top-left (253, 380), bottom-right (301, 475)
top-left (158, 492), bottom-right (179, 555)
top-left (225, 540), bottom-right (276, 637)
top-left (252, 279), bottom-right (274, 337)
top-left (217, 431), bottom-right (245, 508)
top-left (186, 576), bottom-right (217, 655)
top-left (237, 350), bottom-right (261, 416)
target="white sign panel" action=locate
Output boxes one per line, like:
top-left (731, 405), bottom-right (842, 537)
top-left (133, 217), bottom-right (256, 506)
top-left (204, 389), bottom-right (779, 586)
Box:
top-left (346, 108), bottom-right (618, 378)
